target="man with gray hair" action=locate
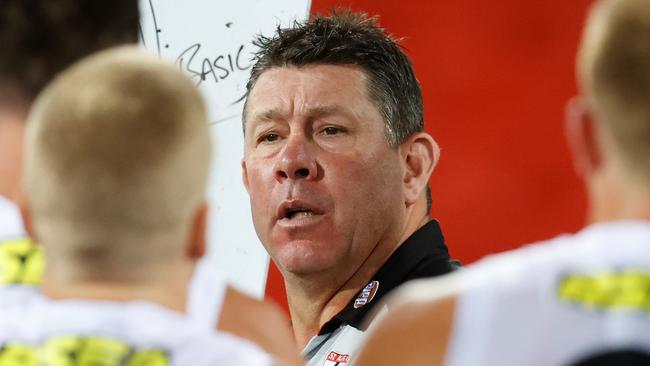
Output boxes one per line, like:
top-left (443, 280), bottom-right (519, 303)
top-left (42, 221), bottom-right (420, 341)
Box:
top-left (355, 0), bottom-right (650, 364)
top-left (241, 11), bottom-right (455, 365)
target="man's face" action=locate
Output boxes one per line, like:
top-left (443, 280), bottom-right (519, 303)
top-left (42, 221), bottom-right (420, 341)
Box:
top-left (242, 64), bottom-right (406, 277)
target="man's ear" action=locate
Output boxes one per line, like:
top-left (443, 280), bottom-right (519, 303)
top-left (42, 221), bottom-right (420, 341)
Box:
top-left (565, 97), bottom-right (602, 179)
top-left (400, 132), bottom-right (440, 207)
top-left (241, 159), bottom-right (250, 194)
top-left (187, 202), bottom-right (208, 260)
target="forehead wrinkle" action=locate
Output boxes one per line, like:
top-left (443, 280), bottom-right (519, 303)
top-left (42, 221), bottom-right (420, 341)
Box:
top-left (244, 67), bottom-right (296, 131)
top-left (247, 105), bottom-right (291, 134)
top-left (247, 65), bottom-right (380, 132)
top-left (305, 105), bottom-right (339, 118)
top-left (300, 69), bottom-right (381, 125)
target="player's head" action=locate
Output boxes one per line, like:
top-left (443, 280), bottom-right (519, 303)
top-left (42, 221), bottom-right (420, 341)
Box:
top-left (0, 0), bottom-right (139, 112)
top-left (23, 46), bottom-right (211, 280)
top-left (571, 0), bottom-right (650, 187)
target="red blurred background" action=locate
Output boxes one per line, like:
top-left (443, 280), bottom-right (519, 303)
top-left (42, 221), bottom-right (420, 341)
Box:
top-left (266, 0), bottom-right (594, 310)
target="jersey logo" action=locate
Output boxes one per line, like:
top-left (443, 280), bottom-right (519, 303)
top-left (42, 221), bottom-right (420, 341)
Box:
top-left (324, 351), bottom-right (349, 365)
top-left (354, 280), bottom-right (379, 309)
top-left (0, 336), bottom-right (169, 366)
top-left (557, 270), bottom-right (650, 313)
top-left (0, 238), bottom-right (44, 286)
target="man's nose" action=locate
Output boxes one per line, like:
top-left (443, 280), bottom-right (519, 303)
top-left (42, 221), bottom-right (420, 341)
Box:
top-left (274, 135), bottom-right (318, 181)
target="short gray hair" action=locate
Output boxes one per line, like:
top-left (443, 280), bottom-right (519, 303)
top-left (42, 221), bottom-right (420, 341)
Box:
top-left (245, 11), bottom-right (424, 147)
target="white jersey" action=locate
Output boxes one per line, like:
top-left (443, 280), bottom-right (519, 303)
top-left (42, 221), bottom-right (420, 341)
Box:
top-left (0, 290), bottom-right (273, 366)
top-left (187, 258), bottom-right (229, 328)
top-left (0, 195), bottom-right (25, 240)
top-left (445, 221), bottom-right (650, 366)
top-left (1, 195), bottom-right (229, 329)
top-left (0, 195), bottom-right (42, 287)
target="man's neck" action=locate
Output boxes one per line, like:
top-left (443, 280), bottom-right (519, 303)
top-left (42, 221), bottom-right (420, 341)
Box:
top-left (0, 114), bottom-right (26, 202)
top-left (587, 164), bottom-right (650, 224)
top-left (286, 206), bottom-right (430, 349)
top-left (42, 261), bottom-right (196, 313)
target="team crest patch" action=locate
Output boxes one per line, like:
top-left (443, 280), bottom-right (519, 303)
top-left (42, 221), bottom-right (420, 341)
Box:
top-left (324, 351), bottom-right (349, 365)
top-left (354, 280), bottom-right (379, 309)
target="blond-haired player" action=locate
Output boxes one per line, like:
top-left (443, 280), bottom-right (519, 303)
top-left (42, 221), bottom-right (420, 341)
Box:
top-left (355, 0), bottom-right (650, 365)
top-left (0, 0), bottom-right (139, 289)
top-left (0, 2), bottom-right (299, 362)
top-left (1, 46), bottom-right (294, 366)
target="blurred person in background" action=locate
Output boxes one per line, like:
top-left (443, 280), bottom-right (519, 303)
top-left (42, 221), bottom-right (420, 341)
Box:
top-left (0, 2), bottom-right (300, 362)
top-left (7, 45), bottom-right (287, 366)
top-left (355, 0), bottom-right (650, 364)
top-left (0, 0), bottom-right (139, 288)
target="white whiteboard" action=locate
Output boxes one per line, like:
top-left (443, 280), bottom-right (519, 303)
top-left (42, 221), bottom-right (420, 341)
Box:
top-left (139, 0), bottom-right (311, 297)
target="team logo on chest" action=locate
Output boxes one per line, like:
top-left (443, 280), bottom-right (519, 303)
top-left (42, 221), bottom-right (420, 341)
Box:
top-left (324, 351), bottom-right (349, 365)
top-left (354, 280), bottom-right (379, 309)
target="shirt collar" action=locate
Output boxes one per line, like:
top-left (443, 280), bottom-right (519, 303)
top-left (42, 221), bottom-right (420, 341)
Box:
top-left (318, 219), bottom-right (452, 335)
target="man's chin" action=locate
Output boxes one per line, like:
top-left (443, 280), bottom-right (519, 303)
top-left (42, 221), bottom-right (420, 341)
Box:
top-left (273, 251), bottom-right (337, 278)
top-left (275, 259), bottom-right (328, 277)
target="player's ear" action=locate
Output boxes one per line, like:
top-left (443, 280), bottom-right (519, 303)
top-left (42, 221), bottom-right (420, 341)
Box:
top-left (400, 132), bottom-right (440, 207)
top-left (187, 202), bottom-right (208, 260)
top-left (565, 96), bottom-right (602, 179)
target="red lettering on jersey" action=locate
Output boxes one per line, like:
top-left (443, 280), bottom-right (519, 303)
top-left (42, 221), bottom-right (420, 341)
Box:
top-left (325, 351), bottom-right (349, 363)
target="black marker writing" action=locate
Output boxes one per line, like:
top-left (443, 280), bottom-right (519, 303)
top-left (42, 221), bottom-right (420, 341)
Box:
top-left (175, 43), bottom-right (252, 87)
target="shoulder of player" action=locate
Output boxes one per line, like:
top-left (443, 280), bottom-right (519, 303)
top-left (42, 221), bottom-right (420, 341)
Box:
top-left (356, 290), bottom-right (456, 366)
top-left (219, 285), bottom-right (293, 342)
top-left (197, 328), bottom-right (278, 366)
top-left (448, 233), bottom-right (580, 291)
top-left (221, 285), bottom-right (285, 320)
top-left (219, 285), bottom-right (301, 364)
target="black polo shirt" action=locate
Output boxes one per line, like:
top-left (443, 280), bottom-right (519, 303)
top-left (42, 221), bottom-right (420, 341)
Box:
top-left (303, 219), bottom-right (454, 365)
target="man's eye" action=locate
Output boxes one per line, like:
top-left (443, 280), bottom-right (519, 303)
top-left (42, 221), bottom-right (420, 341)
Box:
top-left (323, 127), bottom-right (343, 135)
top-left (259, 133), bottom-right (280, 143)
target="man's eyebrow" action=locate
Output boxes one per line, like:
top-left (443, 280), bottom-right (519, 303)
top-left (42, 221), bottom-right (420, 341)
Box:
top-left (306, 105), bottom-right (357, 121)
top-left (245, 110), bottom-right (285, 136)
top-left (249, 109), bottom-right (281, 124)
top-left (246, 105), bottom-right (353, 132)
top-left (307, 105), bottom-right (339, 117)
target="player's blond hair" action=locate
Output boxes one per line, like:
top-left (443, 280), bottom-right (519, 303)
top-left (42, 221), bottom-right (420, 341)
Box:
top-left (578, 0), bottom-right (650, 180)
top-left (25, 46), bottom-right (211, 279)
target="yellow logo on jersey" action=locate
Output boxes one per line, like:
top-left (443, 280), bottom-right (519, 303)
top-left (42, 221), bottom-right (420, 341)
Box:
top-left (0, 336), bottom-right (168, 366)
top-left (558, 270), bottom-right (650, 312)
top-left (0, 238), bottom-right (44, 285)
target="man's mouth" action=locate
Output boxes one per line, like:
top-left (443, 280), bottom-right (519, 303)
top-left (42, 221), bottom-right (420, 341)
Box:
top-left (277, 200), bottom-right (324, 222)
top-left (285, 208), bottom-right (316, 220)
